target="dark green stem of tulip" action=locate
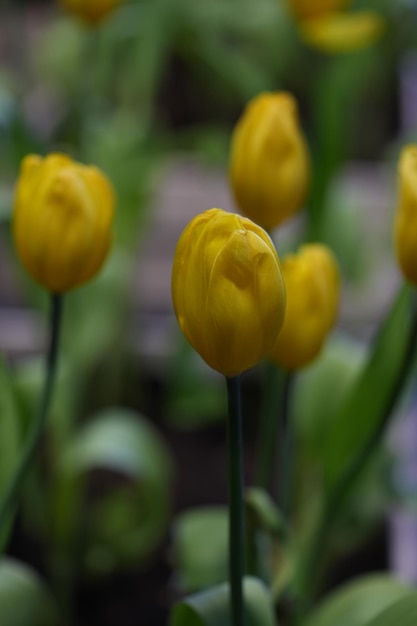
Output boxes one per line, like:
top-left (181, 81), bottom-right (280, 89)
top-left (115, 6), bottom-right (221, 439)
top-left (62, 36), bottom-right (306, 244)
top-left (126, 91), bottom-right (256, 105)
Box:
top-left (0, 293), bottom-right (63, 554)
top-left (226, 375), bottom-right (246, 626)
top-left (295, 292), bottom-right (417, 618)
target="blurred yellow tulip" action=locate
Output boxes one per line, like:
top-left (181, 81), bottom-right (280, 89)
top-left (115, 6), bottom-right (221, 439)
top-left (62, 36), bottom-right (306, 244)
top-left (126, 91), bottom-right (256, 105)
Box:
top-left (13, 153), bottom-right (115, 292)
top-left (395, 145), bottom-right (417, 286)
top-left (300, 11), bottom-right (385, 54)
top-left (58, 0), bottom-right (123, 25)
top-left (172, 208), bottom-right (286, 377)
top-left (270, 244), bottom-right (340, 370)
top-left (230, 92), bottom-right (310, 231)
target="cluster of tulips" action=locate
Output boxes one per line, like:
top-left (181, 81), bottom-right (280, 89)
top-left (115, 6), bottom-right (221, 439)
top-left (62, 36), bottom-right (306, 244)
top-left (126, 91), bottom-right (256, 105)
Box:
top-left (6, 92), bottom-right (416, 625)
top-left (2, 0), bottom-right (416, 625)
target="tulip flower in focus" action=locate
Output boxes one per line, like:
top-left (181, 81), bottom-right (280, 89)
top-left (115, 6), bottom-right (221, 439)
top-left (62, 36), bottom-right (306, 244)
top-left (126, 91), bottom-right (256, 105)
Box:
top-left (58, 0), bottom-right (123, 25)
top-left (269, 244), bottom-right (340, 370)
top-left (13, 153), bottom-right (115, 292)
top-left (230, 92), bottom-right (310, 231)
top-left (395, 145), bottom-right (417, 286)
top-left (171, 208), bottom-right (286, 377)
top-left (283, 0), bottom-right (384, 54)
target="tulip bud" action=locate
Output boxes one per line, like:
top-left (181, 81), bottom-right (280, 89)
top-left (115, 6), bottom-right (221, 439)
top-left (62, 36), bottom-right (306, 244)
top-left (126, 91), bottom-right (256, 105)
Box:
top-left (58, 0), bottom-right (123, 25)
top-left (395, 145), bottom-right (417, 286)
top-left (13, 153), bottom-right (115, 293)
top-left (300, 11), bottom-right (385, 54)
top-left (285, 0), bottom-right (350, 20)
top-left (229, 92), bottom-right (310, 231)
top-left (269, 244), bottom-right (340, 370)
top-left (171, 208), bottom-right (286, 377)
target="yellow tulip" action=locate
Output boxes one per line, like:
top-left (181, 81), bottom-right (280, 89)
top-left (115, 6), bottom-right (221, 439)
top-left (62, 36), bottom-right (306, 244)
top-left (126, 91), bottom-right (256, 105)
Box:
top-left (286, 0), bottom-right (350, 20)
top-left (58, 0), bottom-right (123, 25)
top-left (13, 153), bottom-right (115, 293)
top-left (300, 11), bottom-right (385, 54)
top-left (171, 208), bottom-right (286, 377)
top-left (229, 92), bottom-right (310, 231)
top-left (270, 244), bottom-right (340, 370)
top-left (395, 145), bottom-right (417, 286)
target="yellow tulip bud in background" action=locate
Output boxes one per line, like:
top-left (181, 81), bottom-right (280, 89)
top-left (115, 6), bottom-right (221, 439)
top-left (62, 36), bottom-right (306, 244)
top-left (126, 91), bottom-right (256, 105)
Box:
top-left (395, 145), bottom-right (417, 286)
top-left (172, 208), bottom-right (286, 377)
top-left (58, 0), bottom-right (123, 25)
top-left (285, 0), bottom-right (350, 20)
top-left (269, 244), bottom-right (340, 370)
top-left (300, 11), bottom-right (385, 54)
top-left (229, 92), bottom-right (310, 231)
top-left (13, 153), bottom-right (115, 292)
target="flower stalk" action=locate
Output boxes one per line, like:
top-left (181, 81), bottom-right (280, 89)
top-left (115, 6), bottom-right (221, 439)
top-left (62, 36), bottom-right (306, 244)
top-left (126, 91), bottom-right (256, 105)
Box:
top-left (0, 293), bottom-right (63, 553)
top-left (226, 375), bottom-right (246, 626)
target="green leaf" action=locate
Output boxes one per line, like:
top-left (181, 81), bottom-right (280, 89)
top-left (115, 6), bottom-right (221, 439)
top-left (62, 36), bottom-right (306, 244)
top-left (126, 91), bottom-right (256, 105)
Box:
top-left (293, 333), bottom-right (365, 460)
top-left (0, 558), bottom-right (57, 626)
top-left (170, 576), bottom-right (277, 626)
top-left (363, 593), bottom-right (417, 626)
top-left (245, 488), bottom-right (288, 540)
top-left (304, 574), bottom-right (411, 626)
top-left (56, 408), bottom-right (173, 572)
top-left (172, 507), bottom-right (228, 592)
top-left (321, 284), bottom-right (415, 488)
top-left (0, 359), bottom-right (21, 493)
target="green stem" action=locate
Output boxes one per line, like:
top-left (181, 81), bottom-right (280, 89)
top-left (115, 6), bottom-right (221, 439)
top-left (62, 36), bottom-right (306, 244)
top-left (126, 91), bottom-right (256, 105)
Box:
top-left (296, 291), bottom-right (417, 615)
top-left (226, 375), bottom-right (246, 626)
top-left (0, 293), bottom-right (63, 554)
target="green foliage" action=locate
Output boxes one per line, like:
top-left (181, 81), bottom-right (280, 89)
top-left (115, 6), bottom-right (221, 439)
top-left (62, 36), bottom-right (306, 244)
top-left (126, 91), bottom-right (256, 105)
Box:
top-left (0, 558), bottom-right (57, 626)
top-left (304, 575), bottom-right (411, 626)
top-left (365, 594), bottom-right (417, 626)
top-left (170, 577), bottom-right (277, 626)
top-left (55, 408), bottom-right (173, 573)
top-left (0, 359), bottom-right (21, 494)
top-left (172, 507), bottom-right (229, 592)
top-left (321, 285), bottom-right (415, 490)
top-left (166, 335), bottom-right (225, 428)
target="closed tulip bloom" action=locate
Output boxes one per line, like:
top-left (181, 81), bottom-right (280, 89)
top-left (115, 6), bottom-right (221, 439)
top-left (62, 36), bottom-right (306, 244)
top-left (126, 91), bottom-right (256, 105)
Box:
top-left (172, 208), bottom-right (286, 377)
top-left (395, 145), bottom-right (417, 286)
top-left (269, 244), bottom-right (340, 370)
top-left (230, 92), bottom-right (310, 231)
top-left (59, 0), bottom-right (123, 25)
top-left (13, 153), bottom-right (115, 292)
top-left (300, 11), bottom-right (384, 54)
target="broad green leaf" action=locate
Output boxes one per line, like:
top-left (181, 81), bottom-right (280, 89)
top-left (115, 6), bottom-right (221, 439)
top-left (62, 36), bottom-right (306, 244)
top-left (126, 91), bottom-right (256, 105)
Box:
top-left (172, 507), bottom-right (228, 592)
top-left (0, 359), bottom-right (20, 493)
top-left (304, 574), bottom-right (411, 626)
top-left (0, 558), bottom-right (57, 626)
top-left (293, 333), bottom-right (365, 459)
top-left (321, 284), bottom-right (415, 488)
top-left (170, 576), bottom-right (277, 626)
top-left (56, 408), bottom-right (173, 572)
top-left (365, 593), bottom-right (417, 626)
